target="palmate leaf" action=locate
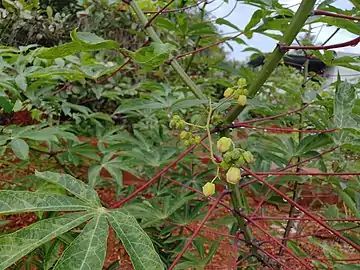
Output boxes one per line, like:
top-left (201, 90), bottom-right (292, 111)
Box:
top-left (333, 81), bottom-right (357, 144)
top-left (36, 29), bottom-right (120, 59)
top-left (107, 209), bottom-right (164, 270)
top-left (53, 213), bottom-right (108, 270)
top-left (35, 171), bottom-right (101, 207)
top-left (0, 211), bottom-right (94, 270)
top-left (0, 191), bottom-right (91, 215)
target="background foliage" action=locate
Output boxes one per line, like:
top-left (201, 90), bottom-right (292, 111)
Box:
top-left (0, 0), bottom-right (360, 269)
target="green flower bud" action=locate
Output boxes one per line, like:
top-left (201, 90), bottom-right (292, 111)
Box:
top-left (172, 115), bottom-right (181, 122)
top-left (237, 78), bottom-right (247, 88)
top-left (170, 120), bottom-right (176, 128)
top-left (243, 151), bottom-right (255, 164)
top-left (233, 89), bottom-right (241, 99)
top-left (226, 167), bottom-right (241, 184)
top-left (237, 95), bottom-right (247, 106)
top-left (223, 152), bottom-right (233, 163)
top-left (184, 140), bottom-right (191, 147)
top-left (194, 136), bottom-right (201, 144)
top-left (217, 137), bottom-right (232, 153)
top-left (202, 182), bottom-right (215, 196)
top-left (180, 131), bottom-right (189, 140)
top-left (234, 156), bottom-right (245, 166)
top-left (224, 87), bottom-right (234, 97)
top-left (231, 149), bottom-right (242, 160)
top-left (178, 120), bottom-right (186, 129)
top-left (219, 160), bottom-right (231, 170)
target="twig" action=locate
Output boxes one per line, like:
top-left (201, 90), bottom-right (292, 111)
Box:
top-left (145, 0), bottom-right (176, 28)
top-left (96, 58), bottom-right (131, 84)
top-left (314, 10), bottom-right (360, 21)
top-left (279, 36), bottom-right (360, 51)
top-left (168, 190), bottom-right (230, 270)
top-left (241, 166), bottom-right (360, 252)
top-left (110, 134), bottom-right (208, 208)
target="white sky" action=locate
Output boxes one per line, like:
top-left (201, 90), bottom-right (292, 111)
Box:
top-left (206, 0), bottom-right (359, 61)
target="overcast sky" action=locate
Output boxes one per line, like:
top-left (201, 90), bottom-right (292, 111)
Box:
top-left (206, 0), bottom-right (359, 61)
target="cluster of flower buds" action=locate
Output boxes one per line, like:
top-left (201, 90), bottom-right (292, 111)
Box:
top-left (217, 137), bottom-right (255, 185)
top-left (170, 115), bottom-right (186, 130)
top-left (180, 131), bottom-right (201, 146)
top-left (223, 78), bottom-right (248, 106)
top-left (170, 115), bottom-right (201, 146)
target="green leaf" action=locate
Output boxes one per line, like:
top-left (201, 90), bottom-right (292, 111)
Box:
top-left (296, 134), bottom-right (333, 156)
top-left (244, 10), bottom-right (266, 38)
top-left (35, 171), bottom-right (101, 207)
top-left (333, 81), bottom-right (356, 144)
top-left (107, 210), bottom-right (164, 270)
top-left (127, 42), bottom-right (176, 68)
top-left (15, 75), bottom-right (27, 91)
top-left (0, 212), bottom-right (94, 270)
top-left (10, 138), bottom-right (29, 160)
top-left (334, 263), bottom-right (360, 270)
top-left (36, 43), bottom-right (79, 59)
top-left (0, 191), bottom-right (91, 214)
top-left (102, 162), bottom-right (123, 190)
top-left (114, 99), bottom-right (167, 114)
top-left (37, 29), bottom-right (120, 59)
top-left (215, 18), bottom-right (241, 31)
top-left (53, 213), bottom-right (108, 270)
top-left (72, 30), bottom-right (120, 51)
top-left (170, 98), bottom-right (208, 111)
top-left (12, 99), bottom-right (22, 112)
top-left (338, 190), bottom-right (360, 218)
top-left (88, 165), bottom-right (102, 187)
top-left (287, 240), bottom-right (308, 257)
top-left (44, 240), bottom-right (62, 270)
top-left (88, 113), bottom-right (114, 123)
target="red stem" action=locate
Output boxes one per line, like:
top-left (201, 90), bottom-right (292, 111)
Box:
top-left (241, 166), bottom-right (360, 252)
top-left (168, 190), bottom-right (229, 270)
top-left (52, 83), bottom-right (71, 96)
top-left (279, 36), bottom-right (360, 51)
top-left (235, 104), bottom-right (309, 125)
top-left (145, 0), bottom-right (176, 27)
top-left (169, 32), bottom-right (243, 62)
top-left (110, 135), bottom-right (207, 208)
top-left (236, 124), bottom-right (338, 134)
top-left (143, 0), bottom-right (211, 14)
top-left (96, 58), bottom-right (131, 84)
top-left (314, 10), bottom-right (360, 21)
top-left (251, 216), bottom-right (360, 222)
top-left (165, 177), bottom-right (311, 268)
top-left (246, 171), bottom-right (360, 176)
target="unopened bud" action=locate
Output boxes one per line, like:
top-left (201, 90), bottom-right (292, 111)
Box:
top-left (180, 131), bottom-right (189, 140)
top-left (194, 136), bottom-right (201, 144)
top-left (237, 78), bottom-right (247, 88)
top-left (202, 182), bottom-right (215, 196)
top-left (237, 95), bottom-right (247, 106)
top-left (243, 151), bottom-right (255, 163)
top-left (224, 87), bottom-right (234, 97)
top-left (226, 167), bottom-right (241, 184)
top-left (219, 160), bottom-right (231, 170)
top-left (231, 149), bottom-right (242, 160)
top-left (234, 156), bottom-right (245, 166)
top-left (217, 137), bottom-right (232, 153)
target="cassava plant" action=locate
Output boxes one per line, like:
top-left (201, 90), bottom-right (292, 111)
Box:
top-left (1, 0), bottom-right (360, 269)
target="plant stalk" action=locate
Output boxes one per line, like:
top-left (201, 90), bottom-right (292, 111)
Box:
top-left (129, 1), bottom-right (207, 100)
top-left (224, 0), bottom-right (317, 124)
top-left (279, 53), bottom-right (308, 255)
top-left (229, 184), bottom-right (266, 264)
